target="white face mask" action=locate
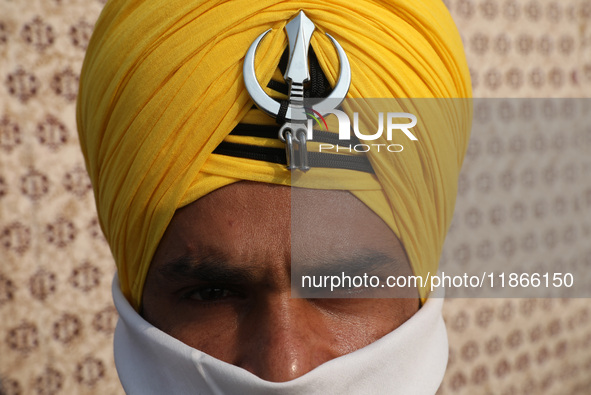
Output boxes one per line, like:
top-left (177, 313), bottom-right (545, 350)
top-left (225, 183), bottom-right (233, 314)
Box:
top-left (112, 274), bottom-right (447, 395)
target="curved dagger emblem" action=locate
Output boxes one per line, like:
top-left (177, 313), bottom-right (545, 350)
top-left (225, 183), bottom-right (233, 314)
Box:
top-left (243, 11), bottom-right (351, 170)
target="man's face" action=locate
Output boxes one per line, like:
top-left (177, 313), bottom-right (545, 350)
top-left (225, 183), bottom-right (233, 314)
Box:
top-left (142, 181), bottom-right (418, 382)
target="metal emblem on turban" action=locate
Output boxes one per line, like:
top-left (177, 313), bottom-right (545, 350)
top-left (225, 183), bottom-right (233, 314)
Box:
top-left (243, 11), bottom-right (351, 171)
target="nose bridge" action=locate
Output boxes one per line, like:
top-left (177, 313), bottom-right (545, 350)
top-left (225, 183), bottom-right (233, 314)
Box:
top-left (237, 295), bottom-right (327, 382)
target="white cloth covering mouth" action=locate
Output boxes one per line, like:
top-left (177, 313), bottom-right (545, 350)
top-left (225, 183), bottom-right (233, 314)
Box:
top-left (112, 274), bottom-right (448, 395)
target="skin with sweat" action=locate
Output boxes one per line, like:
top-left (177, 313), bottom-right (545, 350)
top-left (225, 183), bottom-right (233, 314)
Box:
top-left (142, 181), bottom-right (418, 382)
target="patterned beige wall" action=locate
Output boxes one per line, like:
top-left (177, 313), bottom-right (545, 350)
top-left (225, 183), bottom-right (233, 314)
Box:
top-left (0, 0), bottom-right (590, 394)
top-left (439, 1), bottom-right (591, 394)
top-left (1, 1), bottom-right (120, 394)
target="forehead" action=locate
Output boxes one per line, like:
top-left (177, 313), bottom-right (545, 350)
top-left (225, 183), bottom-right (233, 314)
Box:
top-left (149, 180), bottom-right (414, 300)
top-left (151, 182), bottom-right (411, 290)
top-left (157, 181), bottom-right (403, 258)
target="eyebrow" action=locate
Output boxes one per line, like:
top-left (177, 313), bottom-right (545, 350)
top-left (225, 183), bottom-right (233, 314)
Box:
top-left (292, 250), bottom-right (403, 278)
top-left (156, 252), bottom-right (259, 285)
top-left (157, 249), bottom-right (404, 285)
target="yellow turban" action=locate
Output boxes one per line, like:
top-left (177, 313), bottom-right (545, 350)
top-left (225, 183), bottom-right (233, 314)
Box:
top-left (77, 0), bottom-right (472, 309)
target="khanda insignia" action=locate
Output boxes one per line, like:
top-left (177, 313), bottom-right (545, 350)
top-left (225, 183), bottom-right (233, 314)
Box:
top-left (243, 11), bottom-right (351, 171)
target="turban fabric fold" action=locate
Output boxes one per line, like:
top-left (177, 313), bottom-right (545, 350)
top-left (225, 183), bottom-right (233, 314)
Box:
top-left (77, 0), bottom-right (472, 309)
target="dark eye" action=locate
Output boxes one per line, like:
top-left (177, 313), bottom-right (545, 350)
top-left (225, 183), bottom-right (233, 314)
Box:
top-left (187, 287), bottom-right (235, 301)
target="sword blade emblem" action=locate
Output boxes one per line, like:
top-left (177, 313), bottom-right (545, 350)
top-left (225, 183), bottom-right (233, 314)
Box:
top-left (243, 11), bottom-right (351, 170)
